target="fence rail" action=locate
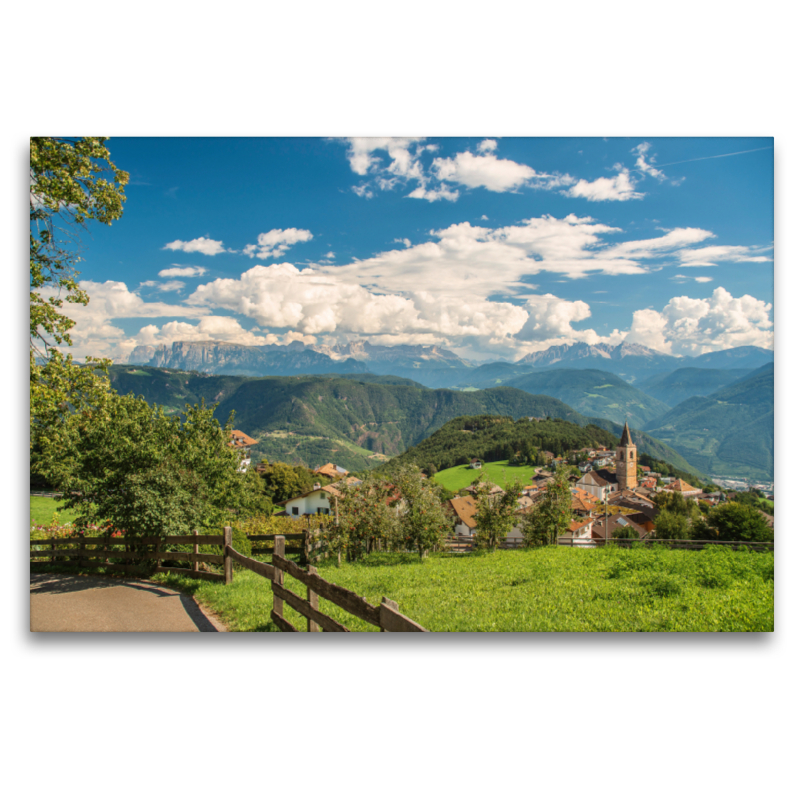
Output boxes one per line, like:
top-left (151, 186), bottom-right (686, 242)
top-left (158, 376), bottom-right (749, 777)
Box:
top-left (30, 529), bottom-right (227, 580)
top-left (443, 535), bottom-right (773, 552)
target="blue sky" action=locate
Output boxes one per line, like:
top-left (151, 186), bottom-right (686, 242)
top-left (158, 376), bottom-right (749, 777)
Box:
top-left (58, 136), bottom-right (773, 363)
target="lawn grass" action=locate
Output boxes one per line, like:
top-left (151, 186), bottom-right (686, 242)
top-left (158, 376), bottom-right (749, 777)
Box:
top-left (433, 460), bottom-right (541, 492)
top-left (30, 495), bottom-right (81, 527)
top-left (144, 544), bottom-right (773, 632)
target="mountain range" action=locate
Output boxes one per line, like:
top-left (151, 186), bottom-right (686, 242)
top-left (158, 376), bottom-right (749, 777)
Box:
top-left (643, 363), bottom-right (774, 481)
top-left (107, 366), bottom-right (699, 477)
top-left (118, 340), bottom-right (773, 479)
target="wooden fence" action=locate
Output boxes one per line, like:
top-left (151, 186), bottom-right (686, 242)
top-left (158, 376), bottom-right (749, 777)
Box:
top-left (30, 530), bottom-right (426, 632)
top-left (443, 535), bottom-right (773, 552)
top-left (233, 536), bottom-right (426, 632)
top-left (30, 530), bottom-right (228, 581)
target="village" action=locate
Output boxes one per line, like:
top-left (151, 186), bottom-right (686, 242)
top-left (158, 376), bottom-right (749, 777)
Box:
top-left (236, 421), bottom-right (772, 550)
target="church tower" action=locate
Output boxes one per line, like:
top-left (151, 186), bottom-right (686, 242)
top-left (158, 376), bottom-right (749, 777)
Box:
top-left (616, 421), bottom-right (637, 490)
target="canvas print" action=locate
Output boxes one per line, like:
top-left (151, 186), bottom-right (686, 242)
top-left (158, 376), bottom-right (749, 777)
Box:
top-left (29, 137), bottom-right (774, 632)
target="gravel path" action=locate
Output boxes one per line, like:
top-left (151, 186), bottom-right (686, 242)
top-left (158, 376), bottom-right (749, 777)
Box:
top-left (30, 573), bottom-right (227, 632)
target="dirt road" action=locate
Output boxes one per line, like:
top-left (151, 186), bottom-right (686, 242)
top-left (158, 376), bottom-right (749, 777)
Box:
top-left (30, 573), bottom-right (227, 632)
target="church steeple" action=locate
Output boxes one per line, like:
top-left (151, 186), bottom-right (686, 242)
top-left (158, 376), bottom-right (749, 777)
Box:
top-left (616, 420), bottom-right (637, 490)
top-left (619, 421), bottom-right (634, 447)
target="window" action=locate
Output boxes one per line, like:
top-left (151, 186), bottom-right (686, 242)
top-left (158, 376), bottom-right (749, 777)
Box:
top-left (292, 507), bottom-right (299, 516)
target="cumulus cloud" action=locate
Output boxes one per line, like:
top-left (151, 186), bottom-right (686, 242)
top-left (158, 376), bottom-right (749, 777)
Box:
top-left (677, 244), bottom-right (773, 267)
top-left (40, 280), bottom-right (210, 359)
top-left (432, 151), bottom-right (538, 193)
top-left (342, 137), bottom-right (427, 177)
top-left (139, 280), bottom-right (186, 292)
top-left (242, 228), bottom-right (313, 259)
top-left (625, 287), bottom-right (773, 355)
top-left (158, 265), bottom-right (207, 278)
top-left (163, 237), bottom-right (227, 255)
top-left (131, 316), bottom-right (290, 350)
top-left (564, 168), bottom-right (644, 202)
top-left (477, 139), bottom-right (498, 153)
top-left (352, 184), bottom-right (374, 199)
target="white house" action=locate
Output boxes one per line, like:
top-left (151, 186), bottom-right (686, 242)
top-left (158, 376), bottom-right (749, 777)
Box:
top-left (577, 469), bottom-right (618, 500)
top-left (447, 496), bottom-right (478, 536)
top-left (280, 485), bottom-right (343, 519)
top-left (229, 430), bottom-right (258, 473)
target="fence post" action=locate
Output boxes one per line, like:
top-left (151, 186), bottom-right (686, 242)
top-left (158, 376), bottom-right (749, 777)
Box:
top-left (223, 526), bottom-right (233, 585)
top-left (380, 597), bottom-right (399, 632)
top-left (193, 529), bottom-right (199, 574)
top-left (50, 537), bottom-right (56, 565)
top-left (273, 535), bottom-right (285, 620)
top-left (307, 565), bottom-right (320, 632)
top-left (302, 529), bottom-right (310, 566)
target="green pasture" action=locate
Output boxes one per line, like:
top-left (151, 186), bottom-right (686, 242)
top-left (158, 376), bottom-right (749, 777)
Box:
top-left (145, 545), bottom-right (773, 632)
top-left (432, 460), bottom-right (541, 491)
top-left (30, 495), bottom-right (81, 527)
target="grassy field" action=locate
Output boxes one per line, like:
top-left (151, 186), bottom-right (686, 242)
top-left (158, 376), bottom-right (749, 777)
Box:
top-left (433, 460), bottom-right (541, 491)
top-left (141, 544), bottom-right (773, 632)
top-left (30, 496), bottom-right (81, 527)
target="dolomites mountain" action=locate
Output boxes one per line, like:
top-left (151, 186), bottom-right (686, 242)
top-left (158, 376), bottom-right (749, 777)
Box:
top-left (125, 339), bottom-right (472, 382)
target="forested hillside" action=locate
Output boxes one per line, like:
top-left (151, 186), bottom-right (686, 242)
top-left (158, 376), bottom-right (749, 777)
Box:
top-left (384, 414), bottom-right (703, 479)
top-left (644, 363), bottom-right (774, 480)
top-left (503, 368), bottom-right (670, 427)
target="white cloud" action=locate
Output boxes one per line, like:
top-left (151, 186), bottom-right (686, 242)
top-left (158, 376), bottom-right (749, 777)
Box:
top-left (477, 139), bottom-right (498, 153)
top-left (677, 244), bottom-right (773, 267)
top-left (324, 251), bottom-right (335, 259)
top-left (352, 184), bottom-right (374, 199)
top-left (564, 168), bottom-right (644, 201)
top-left (694, 276), bottom-right (714, 283)
top-left (406, 184), bottom-right (460, 202)
top-left (342, 137), bottom-right (427, 177)
top-left (41, 280), bottom-right (210, 360)
top-left (607, 227), bottom-right (714, 258)
top-left (632, 142), bottom-right (668, 181)
top-left (163, 237), bottom-right (227, 255)
top-left (158, 266), bottom-right (207, 278)
top-left (625, 287), bottom-right (773, 355)
top-left (139, 280), bottom-right (186, 292)
top-left (432, 151), bottom-right (537, 193)
top-left (242, 228), bottom-right (313, 259)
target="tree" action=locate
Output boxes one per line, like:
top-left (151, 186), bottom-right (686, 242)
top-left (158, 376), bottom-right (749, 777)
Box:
top-left (336, 475), bottom-right (399, 561)
top-left (474, 473), bottom-right (524, 551)
top-left (395, 465), bottom-right (450, 559)
top-left (693, 502), bottom-right (773, 542)
top-left (521, 465), bottom-right (572, 547)
top-left (36, 392), bottom-right (264, 541)
top-left (258, 461), bottom-right (316, 504)
top-left (30, 138), bottom-right (129, 468)
top-left (30, 137), bottom-right (129, 354)
top-left (654, 510), bottom-right (690, 540)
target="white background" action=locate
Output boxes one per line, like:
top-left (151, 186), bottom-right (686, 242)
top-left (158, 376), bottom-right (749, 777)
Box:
top-left (5, 3), bottom-right (795, 799)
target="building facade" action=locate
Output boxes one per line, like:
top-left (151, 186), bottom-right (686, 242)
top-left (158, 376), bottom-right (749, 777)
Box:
top-left (616, 421), bottom-right (637, 491)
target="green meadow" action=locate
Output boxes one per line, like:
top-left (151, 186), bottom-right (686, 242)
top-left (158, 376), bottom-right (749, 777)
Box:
top-left (144, 545), bottom-right (773, 632)
top-left (432, 459), bottom-right (542, 491)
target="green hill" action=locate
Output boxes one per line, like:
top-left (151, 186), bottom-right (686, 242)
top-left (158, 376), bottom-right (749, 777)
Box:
top-left (643, 363), bottom-right (774, 480)
top-left (383, 414), bottom-right (702, 479)
top-left (108, 366), bottom-right (698, 476)
top-left (504, 368), bottom-right (671, 427)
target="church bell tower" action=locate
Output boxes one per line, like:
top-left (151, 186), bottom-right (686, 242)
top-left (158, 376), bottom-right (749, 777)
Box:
top-left (616, 421), bottom-right (637, 490)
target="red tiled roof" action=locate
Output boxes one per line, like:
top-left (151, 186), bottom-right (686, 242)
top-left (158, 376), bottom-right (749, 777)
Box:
top-left (229, 430), bottom-right (258, 447)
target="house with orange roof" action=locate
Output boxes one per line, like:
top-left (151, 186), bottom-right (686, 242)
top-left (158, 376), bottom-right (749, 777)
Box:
top-left (664, 478), bottom-right (702, 497)
top-left (228, 429), bottom-right (258, 472)
top-left (558, 517), bottom-right (595, 547)
top-left (314, 463), bottom-right (349, 480)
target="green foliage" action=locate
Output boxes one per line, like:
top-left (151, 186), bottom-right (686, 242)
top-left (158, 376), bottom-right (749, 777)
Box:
top-left (395, 465), bottom-right (451, 559)
top-left (36, 391), bottom-right (264, 541)
top-left (30, 137), bottom-right (129, 353)
top-left (521, 465), bottom-right (572, 547)
top-left (474, 473), bottom-right (524, 551)
top-left (654, 510), bottom-right (690, 540)
top-left (258, 460), bottom-right (320, 504)
top-left (335, 475), bottom-right (400, 561)
top-left (693, 502), bottom-right (774, 542)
